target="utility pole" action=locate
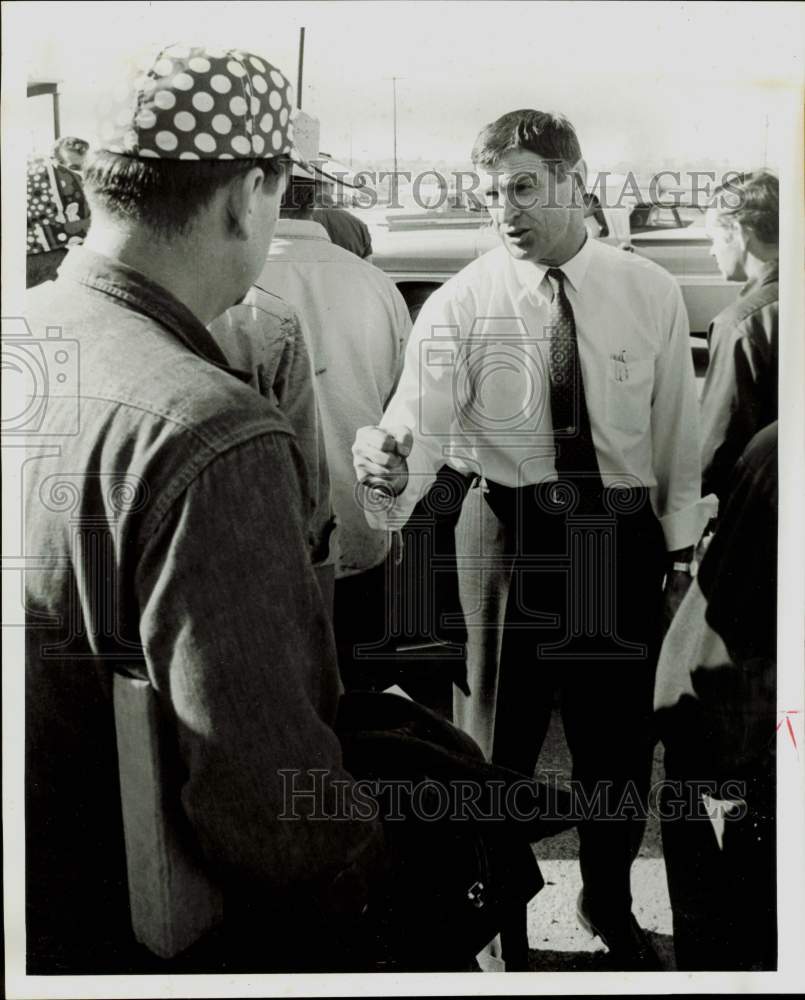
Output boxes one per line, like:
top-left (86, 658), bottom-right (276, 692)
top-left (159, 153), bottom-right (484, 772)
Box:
top-left (297, 27), bottom-right (305, 108)
top-left (383, 76), bottom-right (405, 177)
top-left (392, 76), bottom-right (398, 178)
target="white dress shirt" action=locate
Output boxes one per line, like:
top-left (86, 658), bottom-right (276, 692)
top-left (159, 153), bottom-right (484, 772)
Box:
top-left (377, 237), bottom-right (714, 551)
top-left (257, 220), bottom-right (412, 577)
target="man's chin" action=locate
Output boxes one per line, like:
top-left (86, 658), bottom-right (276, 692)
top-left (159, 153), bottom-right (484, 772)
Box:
top-left (503, 238), bottom-right (535, 261)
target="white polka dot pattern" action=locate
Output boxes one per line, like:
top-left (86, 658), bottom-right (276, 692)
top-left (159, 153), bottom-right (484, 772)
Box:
top-left (98, 44), bottom-right (305, 165)
top-left (192, 92), bottom-right (214, 112)
top-left (154, 90), bottom-right (176, 110)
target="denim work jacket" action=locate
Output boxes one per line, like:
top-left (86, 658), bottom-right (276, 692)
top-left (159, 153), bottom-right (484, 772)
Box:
top-left (22, 248), bottom-right (382, 973)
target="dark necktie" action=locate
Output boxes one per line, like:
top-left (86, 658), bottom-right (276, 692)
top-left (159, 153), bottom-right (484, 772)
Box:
top-left (545, 267), bottom-right (603, 489)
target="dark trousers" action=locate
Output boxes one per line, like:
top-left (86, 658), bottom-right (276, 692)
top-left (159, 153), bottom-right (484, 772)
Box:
top-left (334, 559), bottom-right (390, 690)
top-left (661, 759), bottom-right (777, 970)
top-left (454, 478), bottom-right (666, 914)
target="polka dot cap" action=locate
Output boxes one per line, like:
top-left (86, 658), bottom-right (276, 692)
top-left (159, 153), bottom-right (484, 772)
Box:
top-left (97, 44), bottom-right (308, 166)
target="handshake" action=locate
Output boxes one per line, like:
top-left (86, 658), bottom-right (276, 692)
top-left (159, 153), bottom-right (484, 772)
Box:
top-left (352, 424), bottom-right (414, 498)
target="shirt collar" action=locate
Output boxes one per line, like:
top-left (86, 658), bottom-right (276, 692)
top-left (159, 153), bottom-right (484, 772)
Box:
top-left (57, 247), bottom-right (252, 383)
top-left (273, 218), bottom-right (332, 242)
top-left (510, 234), bottom-right (593, 299)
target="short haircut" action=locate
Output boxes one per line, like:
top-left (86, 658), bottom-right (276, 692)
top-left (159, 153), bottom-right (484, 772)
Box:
top-left (710, 170), bottom-right (779, 246)
top-left (53, 136), bottom-right (89, 162)
top-left (280, 175), bottom-right (315, 215)
top-left (471, 109), bottom-right (583, 178)
top-left (83, 151), bottom-right (288, 236)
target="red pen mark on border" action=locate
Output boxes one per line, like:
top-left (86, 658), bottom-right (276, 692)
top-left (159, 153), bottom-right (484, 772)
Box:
top-left (776, 710), bottom-right (801, 752)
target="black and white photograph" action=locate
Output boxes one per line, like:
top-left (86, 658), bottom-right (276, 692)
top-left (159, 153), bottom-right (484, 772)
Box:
top-left (2, 1), bottom-right (804, 995)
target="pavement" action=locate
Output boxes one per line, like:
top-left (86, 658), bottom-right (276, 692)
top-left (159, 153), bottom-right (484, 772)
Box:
top-left (390, 680), bottom-right (680, 971)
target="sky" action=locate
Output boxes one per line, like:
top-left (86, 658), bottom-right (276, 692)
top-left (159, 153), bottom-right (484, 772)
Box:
top-left (7, 0), bottom-right (803, 172)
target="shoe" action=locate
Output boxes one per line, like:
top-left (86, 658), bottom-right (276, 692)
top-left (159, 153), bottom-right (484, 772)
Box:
top-left (576, 891), bottom-right (662, 971)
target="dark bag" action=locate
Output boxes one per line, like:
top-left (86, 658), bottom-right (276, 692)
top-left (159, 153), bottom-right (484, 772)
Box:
top-left (335, 691), bottom-right (575, 970)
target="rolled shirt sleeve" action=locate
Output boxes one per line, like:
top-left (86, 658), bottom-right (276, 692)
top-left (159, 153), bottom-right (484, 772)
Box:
top-left (136, 431), bottom-right (384, 893)
top-left (650, 282), bottom-right (717, 550)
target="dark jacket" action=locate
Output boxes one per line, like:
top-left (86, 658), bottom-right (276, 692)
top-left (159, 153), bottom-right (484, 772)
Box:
top-left (23, 247), bottom-right (382, 973)
top-left (700, 261), bottom-right (778, 501)
top-left (311, 207), bottom-right (373, 259)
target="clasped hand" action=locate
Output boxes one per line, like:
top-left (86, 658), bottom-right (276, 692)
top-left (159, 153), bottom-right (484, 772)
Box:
top-left (352, 425), bottom-right (413, 497)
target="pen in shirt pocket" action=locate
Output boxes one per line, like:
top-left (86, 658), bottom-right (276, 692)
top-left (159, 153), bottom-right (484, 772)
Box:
top-left (611, 349), bottom-right (630, 382)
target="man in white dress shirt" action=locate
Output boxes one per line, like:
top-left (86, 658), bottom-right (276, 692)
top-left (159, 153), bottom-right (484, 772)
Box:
top-left (353, 109), bottom-right (713, 969)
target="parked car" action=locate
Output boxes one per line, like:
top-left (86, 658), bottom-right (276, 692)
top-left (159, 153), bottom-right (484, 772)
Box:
top-left (367, 200), bottom-right (739, 339)
top-left (629, 203), bottom-right (690, 232)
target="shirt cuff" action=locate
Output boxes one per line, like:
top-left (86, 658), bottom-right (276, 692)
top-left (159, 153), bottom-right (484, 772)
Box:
top-left (658, 493), bottom-right (720, 551)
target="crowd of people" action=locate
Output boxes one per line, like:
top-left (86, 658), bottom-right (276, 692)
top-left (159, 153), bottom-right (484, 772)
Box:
top-left (23, 42), bottom-right (779, 976)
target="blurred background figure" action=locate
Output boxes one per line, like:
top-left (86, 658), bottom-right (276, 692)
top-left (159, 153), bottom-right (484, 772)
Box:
top-left (26, 153), bottom-right (91, 287)
top-left (700, 170), bottom-right (778, 503)
top-left (312, 179), bottom-right (373, 259)
top-left (257, 115), bottom-right (410, 686)
top-left (53, 134), bottom-right (90, 173)
top-left (208, 288), bottom-right (337, 610)
top-left (655, 421), bottom-right (778, 970)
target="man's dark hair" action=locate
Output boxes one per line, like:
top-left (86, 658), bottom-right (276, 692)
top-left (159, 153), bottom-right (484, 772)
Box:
top-left (53, 136), bottom-right (89, 162)
top-left (711, 170), bottom-right (779, 246)
top-left (471, 109), bottom-right (583, 178)
top-left (280, 175), bottom-right (316, 217)
top-left (83, 151), bottom-right (288, 236)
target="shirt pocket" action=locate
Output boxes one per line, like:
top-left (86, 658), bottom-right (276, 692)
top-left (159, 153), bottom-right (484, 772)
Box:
top-left (605, 357), bottom-right (654, 435)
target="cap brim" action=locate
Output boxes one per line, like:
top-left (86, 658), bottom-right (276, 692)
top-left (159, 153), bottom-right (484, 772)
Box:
top-left (290, 150), bottom-right (357, 188)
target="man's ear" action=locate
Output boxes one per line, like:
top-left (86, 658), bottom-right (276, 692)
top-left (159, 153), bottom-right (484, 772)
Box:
top-left (568, 157), bottom-right (588, 208)
top-left (225, 167), bottom-right (266, 240)
top-left (572, 157), bottom-right (589, 188)
top-left (735, 220), bottom-right (754, 255)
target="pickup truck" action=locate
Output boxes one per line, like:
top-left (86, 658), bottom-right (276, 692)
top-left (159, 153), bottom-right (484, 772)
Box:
top-left (368, 200), bottom-right (740, 338)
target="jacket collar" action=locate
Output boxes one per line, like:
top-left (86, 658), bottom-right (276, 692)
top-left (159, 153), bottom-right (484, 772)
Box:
top-left (58, 247), bottom-right (252, 383)
top-left (755, 259), bottom-right (779, 288)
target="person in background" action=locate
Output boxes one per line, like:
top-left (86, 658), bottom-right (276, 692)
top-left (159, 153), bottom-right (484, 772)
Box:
top-left (312, 180), bottom-right (373, 259)
top-left (655, 421), bottom-right (777, 970)
top-left (700, 170), bottom-right (778, 503)
top-left (208, 289), bottom-right (336, 610)
top-left (24, 44), bottom-right (383, 974)
top-left (257, 159), bottom-right (411, 686)
top-left (26, 153), bottom-right (90, 287)
top-left (53, 135), bottom-right (90, 174)
top-left (354, 108), bottom-right (714, 969)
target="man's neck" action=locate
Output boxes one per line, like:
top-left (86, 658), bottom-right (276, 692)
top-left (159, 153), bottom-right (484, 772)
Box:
top-left (84, 223), bottom-right (234, 326)
top-left (535, 226), bottom-right (588, 269)
top-left (744, 248), bottom-right (778, 282)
